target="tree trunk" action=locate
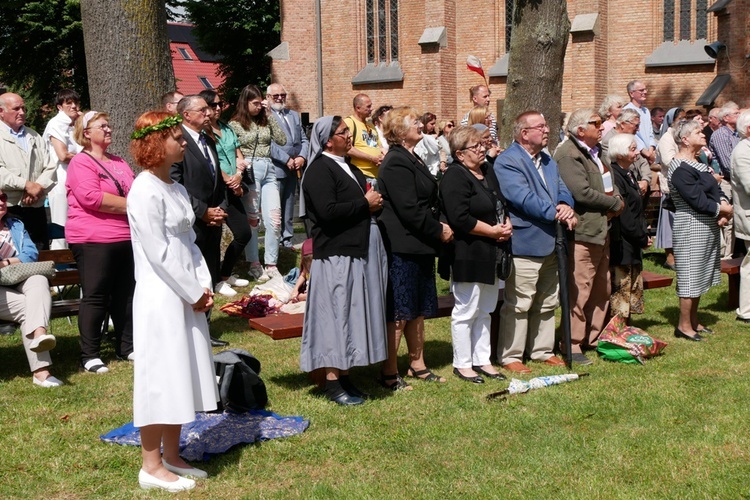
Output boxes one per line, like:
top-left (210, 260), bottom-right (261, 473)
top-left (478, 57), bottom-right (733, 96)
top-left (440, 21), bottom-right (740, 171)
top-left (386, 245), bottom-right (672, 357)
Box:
top-left (80, 0), bottom-right (175, 164)
top-left (500, 0), bottom-right (570, 150)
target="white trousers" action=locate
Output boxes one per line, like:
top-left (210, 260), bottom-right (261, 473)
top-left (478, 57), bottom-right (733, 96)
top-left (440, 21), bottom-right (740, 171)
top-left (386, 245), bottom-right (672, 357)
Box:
top-left (450, 279), bottom-right (499, 369)
top-left (737, 239), bottom-right (750, 319)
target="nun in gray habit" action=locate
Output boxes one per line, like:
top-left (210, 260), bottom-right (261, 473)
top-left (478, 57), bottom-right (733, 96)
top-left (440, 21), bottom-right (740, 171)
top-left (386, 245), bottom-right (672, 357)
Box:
top-left (298, 115), bottom-right (388, 406)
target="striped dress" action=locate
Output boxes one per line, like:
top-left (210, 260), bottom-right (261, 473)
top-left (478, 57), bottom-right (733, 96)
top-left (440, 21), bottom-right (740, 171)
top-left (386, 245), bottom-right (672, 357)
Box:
top-left (667, 158), bottom-right (722, 298)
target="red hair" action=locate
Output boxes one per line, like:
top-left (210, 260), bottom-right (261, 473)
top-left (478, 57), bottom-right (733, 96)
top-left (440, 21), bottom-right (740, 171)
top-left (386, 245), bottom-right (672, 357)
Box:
top-left (130, 111), bottom-right (179, 169)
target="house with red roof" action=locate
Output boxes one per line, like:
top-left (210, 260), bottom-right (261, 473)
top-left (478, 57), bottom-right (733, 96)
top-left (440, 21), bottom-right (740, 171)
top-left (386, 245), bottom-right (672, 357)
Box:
top-left (168, 22), bottom-right (224, 94)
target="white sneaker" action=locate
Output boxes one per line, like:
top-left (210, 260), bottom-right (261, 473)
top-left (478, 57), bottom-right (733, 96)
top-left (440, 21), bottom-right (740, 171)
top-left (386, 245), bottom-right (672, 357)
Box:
top-left (249, 263), bottom-right (270, 281)
top-left (226, 274), bottom-right (250, 287)
top-left (265, 267), bottom-right (282, 280)
top-left (215, 281), bottom-right (238, 297)
top-left (33, 375), bottom-right (63, 388)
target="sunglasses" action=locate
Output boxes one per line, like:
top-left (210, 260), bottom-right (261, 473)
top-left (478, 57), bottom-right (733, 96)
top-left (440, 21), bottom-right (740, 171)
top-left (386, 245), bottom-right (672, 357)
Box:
top-left (211, 101), bottom-right (224, 108)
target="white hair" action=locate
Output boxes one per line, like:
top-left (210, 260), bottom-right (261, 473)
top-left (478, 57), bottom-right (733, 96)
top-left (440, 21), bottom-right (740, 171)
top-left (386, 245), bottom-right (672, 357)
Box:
top-left (567, 108), bottom-right (596, 136)
top-left (718, 101), bottom-right (739, 121)
top-left (607, 133), bottom-right (636, 164)
top-left (737, 110), bottom-right (750, 139)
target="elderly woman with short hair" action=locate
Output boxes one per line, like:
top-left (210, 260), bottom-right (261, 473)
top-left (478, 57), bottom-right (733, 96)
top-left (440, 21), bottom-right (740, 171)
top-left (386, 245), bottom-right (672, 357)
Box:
top-left (377, 106), bottom-right (453, 390)
top-left (668, 120), bottom-right (733, 341)
top-left (607, 133), bottom-right (649, 322)
top-left (440, 126), bottom-right (511, 383)
top-left (598, 94), bottom-right (627, 136)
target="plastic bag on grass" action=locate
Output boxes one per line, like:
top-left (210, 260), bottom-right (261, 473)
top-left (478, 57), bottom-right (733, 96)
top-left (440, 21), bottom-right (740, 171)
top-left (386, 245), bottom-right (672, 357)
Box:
top-left (596, 315), bottom-right (667, 364)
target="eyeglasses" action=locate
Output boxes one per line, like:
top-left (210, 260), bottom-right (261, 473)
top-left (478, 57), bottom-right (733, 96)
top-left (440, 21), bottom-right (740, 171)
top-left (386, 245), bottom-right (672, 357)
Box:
top-left (334, 129), bottom-right (352, 138)
top-left (588, 120), bottom-right (603, 127)
top-left (210, 101), bottom-right (224, 108)
top-left (445, 123), bottom-right (454, 128)
top-left (633, 88), bottom-right (647, 93)
top-left (271, 94), bottom-right (287, 100)
top-left (626, 120), bottom-right (641, 128)
top-left (523, 123), bottom-right (548, 132)
top-left (86, 124), bottom-right (112, 131)
top-left (462, 143), bottom-right (485, 153)
top-left (187, 107), bottom-right (211, 114)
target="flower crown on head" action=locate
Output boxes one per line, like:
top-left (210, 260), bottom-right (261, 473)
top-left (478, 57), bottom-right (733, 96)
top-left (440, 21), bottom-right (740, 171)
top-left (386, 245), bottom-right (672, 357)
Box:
top-left (130, 115), bottom-right (183, 140)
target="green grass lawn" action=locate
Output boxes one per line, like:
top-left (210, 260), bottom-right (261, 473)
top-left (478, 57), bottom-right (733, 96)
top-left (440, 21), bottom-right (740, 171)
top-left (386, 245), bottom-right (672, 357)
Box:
top-left (1, 247), bottom-right (749, 498)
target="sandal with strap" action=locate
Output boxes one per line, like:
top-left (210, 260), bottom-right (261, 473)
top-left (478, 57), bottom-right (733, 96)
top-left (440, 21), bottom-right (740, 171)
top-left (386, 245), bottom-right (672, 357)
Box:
top-left (406, 365), bottom-right (446, 383)
top-left (379, 373), bottom-right (411, 391)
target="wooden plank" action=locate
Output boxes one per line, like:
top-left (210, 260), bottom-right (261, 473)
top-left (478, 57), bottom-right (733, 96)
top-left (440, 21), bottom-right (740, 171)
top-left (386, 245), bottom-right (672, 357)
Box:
top-left (641, 271), bottom-right (673, 290)
top-left (721, 257), bottom-right (742, 275)
top-left (721, 257), bottom-right (742, 310)
top-left (249, 288), bottom-right (505, 341)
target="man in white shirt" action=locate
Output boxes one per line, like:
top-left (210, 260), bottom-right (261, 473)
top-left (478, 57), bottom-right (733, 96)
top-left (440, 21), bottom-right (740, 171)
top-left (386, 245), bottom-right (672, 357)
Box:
top-left (623, 80), bottom-right (656, 164)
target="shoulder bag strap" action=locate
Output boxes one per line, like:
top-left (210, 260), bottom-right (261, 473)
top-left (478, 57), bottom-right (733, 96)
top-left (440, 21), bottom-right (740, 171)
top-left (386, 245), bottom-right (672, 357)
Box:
top-left (82, 151), bottom-right (126, 197)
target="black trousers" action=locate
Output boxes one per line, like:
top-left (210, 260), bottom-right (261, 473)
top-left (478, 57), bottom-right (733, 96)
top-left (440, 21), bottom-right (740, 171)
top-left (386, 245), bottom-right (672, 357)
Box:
top-left (220, 190), bottom-right (252, 278)
top-left (193, 220), bottom-right (222, 287)
top-left (7, 206), bottom-right (48, 250)
top-left (70, 241), bottom-right (135, 362)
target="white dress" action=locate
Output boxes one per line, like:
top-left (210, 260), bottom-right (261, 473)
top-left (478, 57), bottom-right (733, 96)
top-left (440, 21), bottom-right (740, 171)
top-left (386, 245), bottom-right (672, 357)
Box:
top-left (127, 172), bottom-right (218, 427)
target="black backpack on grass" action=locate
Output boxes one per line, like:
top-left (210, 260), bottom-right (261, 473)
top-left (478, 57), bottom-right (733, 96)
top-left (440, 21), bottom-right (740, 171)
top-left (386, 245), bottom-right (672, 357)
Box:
top-left (214, 349), bottom-right (268, 413)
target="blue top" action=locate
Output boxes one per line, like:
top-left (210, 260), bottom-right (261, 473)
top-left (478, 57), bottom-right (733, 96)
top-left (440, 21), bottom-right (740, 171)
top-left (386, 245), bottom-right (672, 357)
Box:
top-left (6, 217), bottom-right (38, 263)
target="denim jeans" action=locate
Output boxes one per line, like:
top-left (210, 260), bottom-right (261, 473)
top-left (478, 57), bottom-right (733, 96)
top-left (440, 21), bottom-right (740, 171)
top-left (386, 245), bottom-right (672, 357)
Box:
top-left (277, 174), bottom-right (297, 245)
top-left (242, 157), bottom-right (281, 266)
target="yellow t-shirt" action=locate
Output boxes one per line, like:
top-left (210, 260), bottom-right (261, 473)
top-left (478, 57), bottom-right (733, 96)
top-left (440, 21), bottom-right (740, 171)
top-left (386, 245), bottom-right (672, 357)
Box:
top-left (344, 116), bottom-right (381, 178)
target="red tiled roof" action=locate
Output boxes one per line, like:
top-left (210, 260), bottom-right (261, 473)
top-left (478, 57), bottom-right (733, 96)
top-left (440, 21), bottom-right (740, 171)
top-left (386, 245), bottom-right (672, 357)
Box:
top-left (168, 23), bottom-right (225, 94)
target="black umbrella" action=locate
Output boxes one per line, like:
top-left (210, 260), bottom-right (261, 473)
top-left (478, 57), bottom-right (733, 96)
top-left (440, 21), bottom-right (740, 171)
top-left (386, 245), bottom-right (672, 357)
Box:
top-left (555, 222), bottom-right (573, 369)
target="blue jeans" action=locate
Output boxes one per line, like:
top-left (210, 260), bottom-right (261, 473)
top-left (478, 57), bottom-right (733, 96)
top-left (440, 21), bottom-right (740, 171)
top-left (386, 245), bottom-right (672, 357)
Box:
top-left (242, 158), bottom-right (281, 266)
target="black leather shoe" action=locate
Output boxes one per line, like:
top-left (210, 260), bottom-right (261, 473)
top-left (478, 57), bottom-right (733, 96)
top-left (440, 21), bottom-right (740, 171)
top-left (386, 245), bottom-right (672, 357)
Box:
top-left (453, 368), bottom-right (484, 384)
top-left (674, 328), bottom-right (702, 342)
top-left (472, 365), bottom-right (506, 380)
top-left (329, 392), bottom-right (365, 406)
top-left (737, 316), bottom-right (750, 324)
top-left (210, 336), bottom-right (229, 347)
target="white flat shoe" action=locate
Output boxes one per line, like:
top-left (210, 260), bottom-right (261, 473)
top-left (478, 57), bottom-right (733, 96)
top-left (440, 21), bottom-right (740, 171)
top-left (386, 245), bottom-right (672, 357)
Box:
top-left (226, 274), bottom-right (249, 287)
top-left (138, 469), bottom-right (195, 492)
top-left (214, 281), bottom-right (238, 297)
top-left (29, 334), bottom-right (56, 353)
top-left (162, 459), bottom-right (208, 478)
top-left (33, 375), bottom-right (63, 388)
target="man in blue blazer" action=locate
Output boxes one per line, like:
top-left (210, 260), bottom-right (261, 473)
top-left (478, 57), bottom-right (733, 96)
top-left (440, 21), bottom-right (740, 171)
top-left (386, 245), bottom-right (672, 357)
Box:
top-left (493, 111), bottom-right (577, 374)
top-left (269, 84), bottom-right (310, 249)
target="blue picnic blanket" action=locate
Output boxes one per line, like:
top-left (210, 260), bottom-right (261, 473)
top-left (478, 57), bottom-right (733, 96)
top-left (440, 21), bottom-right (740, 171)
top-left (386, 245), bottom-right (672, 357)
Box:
top-left (100, 410), bottom-right (309, 461)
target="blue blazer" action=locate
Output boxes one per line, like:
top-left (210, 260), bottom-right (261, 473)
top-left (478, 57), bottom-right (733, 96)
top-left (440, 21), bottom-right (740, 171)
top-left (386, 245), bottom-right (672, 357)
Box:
top-left (270, 109), bottom-right (310, 179)
top-left (493, 142), bottom-right (574, 257)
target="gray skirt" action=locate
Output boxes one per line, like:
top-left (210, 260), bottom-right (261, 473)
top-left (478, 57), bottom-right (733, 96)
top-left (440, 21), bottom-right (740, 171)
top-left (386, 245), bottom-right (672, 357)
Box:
top-left (299, 220), bottom-right (388, 372)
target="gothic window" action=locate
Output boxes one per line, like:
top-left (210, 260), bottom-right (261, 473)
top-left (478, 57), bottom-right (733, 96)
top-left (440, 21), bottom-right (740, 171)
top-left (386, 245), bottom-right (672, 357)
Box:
top-left (665, 0), bottom-right (709, 41)
top-left (365, 0), bottom-right (398, 64)
top-left (505, 0), bottom-right (513, 51)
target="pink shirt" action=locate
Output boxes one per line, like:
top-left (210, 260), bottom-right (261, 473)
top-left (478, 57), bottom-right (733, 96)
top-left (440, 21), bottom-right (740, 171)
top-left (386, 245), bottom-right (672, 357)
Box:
top-left (66, 152), bottom-right (135, 244)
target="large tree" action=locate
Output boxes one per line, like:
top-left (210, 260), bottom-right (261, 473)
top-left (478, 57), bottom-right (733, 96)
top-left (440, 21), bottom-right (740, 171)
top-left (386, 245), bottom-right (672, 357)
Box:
top-left (80, 0), bottom-right (175, 161)
top-left (181, 0), bottom-right (280, 106)
top-left (500, 0), bottom-right (570, 150)
top-left (0, 0), bottom-right (88, 129)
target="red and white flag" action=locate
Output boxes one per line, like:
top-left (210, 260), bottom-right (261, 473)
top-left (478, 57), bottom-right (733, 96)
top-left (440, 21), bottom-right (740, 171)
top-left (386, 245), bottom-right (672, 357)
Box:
top-left (466, 55), bottom-right (485, 79)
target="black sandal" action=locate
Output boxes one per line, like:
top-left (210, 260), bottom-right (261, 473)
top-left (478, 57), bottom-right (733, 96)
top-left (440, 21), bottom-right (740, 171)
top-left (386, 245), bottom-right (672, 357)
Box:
top-left (406, 365), bottom-right (446, 383)
top-left (379, 373), bottom-right (411, 391)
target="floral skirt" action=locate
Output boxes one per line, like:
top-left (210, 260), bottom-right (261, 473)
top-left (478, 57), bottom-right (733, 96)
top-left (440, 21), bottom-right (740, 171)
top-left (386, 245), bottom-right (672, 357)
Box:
top-left (386, 253), bottom-right (438, 322)
top-left (610, 264), bottom-right (644, 318)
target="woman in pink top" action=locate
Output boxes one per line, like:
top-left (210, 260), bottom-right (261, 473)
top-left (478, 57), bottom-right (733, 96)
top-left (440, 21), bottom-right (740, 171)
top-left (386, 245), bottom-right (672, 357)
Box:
top-left (67, 111), bottom-right (136, 373)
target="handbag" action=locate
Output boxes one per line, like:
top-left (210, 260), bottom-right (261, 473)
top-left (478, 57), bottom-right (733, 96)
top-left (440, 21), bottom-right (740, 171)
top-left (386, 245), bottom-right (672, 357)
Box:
top-left (213, 349), bottom-right (268, 413)
top-left (494, 199), bottom-right (513, 280)
top-left (0, 261), bottom-right (56, 286)
top-left (243, 133), bottom-right (259, 187)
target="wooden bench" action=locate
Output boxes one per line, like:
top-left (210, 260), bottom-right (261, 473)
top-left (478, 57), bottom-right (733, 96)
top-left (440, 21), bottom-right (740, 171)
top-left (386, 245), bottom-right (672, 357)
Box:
top-left (249, 270), bottom-right (674, 341)
top-left (642, 270), bottom-right (673, 290)
top-left (249, 289), bottom-right (505, 341)
top-left (38, 249), bottom-right (82, 319)
top-left (721, 257), bottom-right (743, 310)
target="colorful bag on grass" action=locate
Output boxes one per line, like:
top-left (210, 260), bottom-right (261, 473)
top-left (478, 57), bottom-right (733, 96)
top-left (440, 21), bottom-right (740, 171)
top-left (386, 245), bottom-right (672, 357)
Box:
top-left (596, 315), bottom-right (667, 364)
